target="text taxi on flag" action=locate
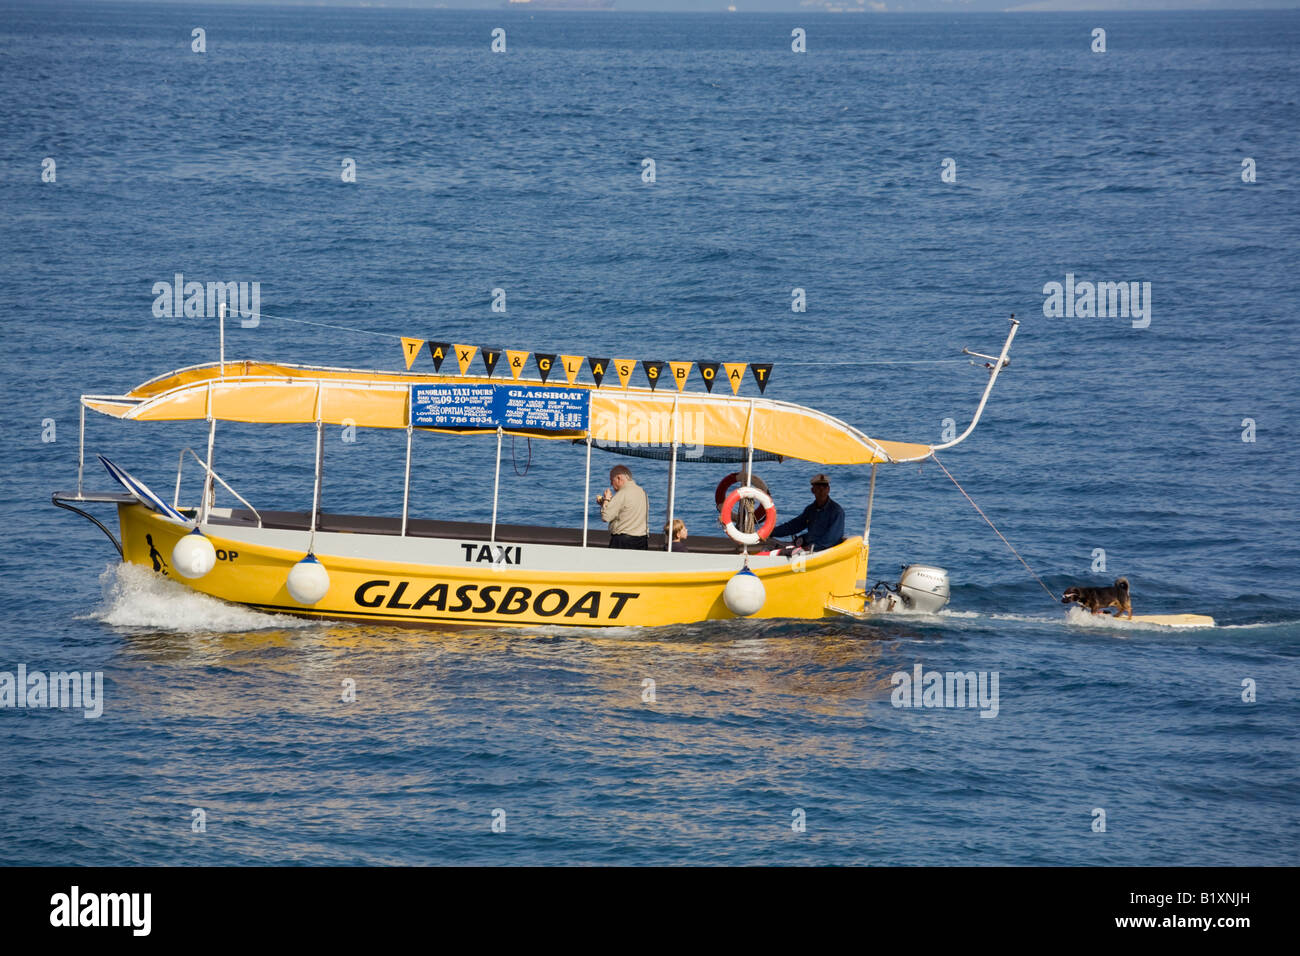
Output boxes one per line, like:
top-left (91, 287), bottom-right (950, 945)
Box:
top-left (52, 317), bottom-right (1020, 628)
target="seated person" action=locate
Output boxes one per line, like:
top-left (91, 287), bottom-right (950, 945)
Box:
top-left (664, 518), bottom-right (689, 552)
top-left (765, 473), bottom-right (844, 552)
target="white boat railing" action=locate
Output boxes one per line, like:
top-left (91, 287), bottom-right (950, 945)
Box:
top-left (173, 447), bottom-right (263, 527)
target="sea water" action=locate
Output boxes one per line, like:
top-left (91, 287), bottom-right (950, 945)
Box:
top-left (0, 2), bottom-right (1297, 865)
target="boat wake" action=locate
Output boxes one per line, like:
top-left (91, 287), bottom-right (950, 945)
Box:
top-left (872, 607), bottom-right (982, 624)
top-left (88, 563), bottom-right (316, 634)
top-left (872, 607), bottom-right (1228, 631)
top-left (1217, 619), bottom-right (1300, 630)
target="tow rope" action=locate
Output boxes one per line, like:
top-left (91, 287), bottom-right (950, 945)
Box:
top-left (930, 452), bottom-right (1059, 604)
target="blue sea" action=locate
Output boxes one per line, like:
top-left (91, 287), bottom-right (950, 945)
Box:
top-left (1, 1), bottom-right (1297, 865)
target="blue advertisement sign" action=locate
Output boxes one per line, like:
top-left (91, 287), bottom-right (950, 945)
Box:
top-left (411, 383), bottom-right (590, 431)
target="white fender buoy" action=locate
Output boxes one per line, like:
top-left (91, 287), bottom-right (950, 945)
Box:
top-left (723, 566), bottom-right (766, 617)
top-left (287, 553), bottom-right (330, 605)
top-left (171, 528), bottom-right (217, 579)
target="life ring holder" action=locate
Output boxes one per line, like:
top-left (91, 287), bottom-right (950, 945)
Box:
top-left (715, 472), bottom-right (769, 524)
top-left (720, 487), bottom-right (776, 546)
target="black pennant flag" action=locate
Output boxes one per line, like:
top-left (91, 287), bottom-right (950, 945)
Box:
top-left (696, 361), bottom-right (720, 393)
top-left (750, 363), bottom-right (773, 394)
top-left (534, 353), bottom-right (556, 383)
top-left (642, 360), bottom-right (666, 390)
top-left (428, 341), bottom-right (451, 372)
top-left (481, 348), bottom-right (502, 377)
top-left (587, 356), bottom-right (610, 387)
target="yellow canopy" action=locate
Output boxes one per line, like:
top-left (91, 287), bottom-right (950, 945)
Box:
top-left (83, 360), bottom-right (934, 465)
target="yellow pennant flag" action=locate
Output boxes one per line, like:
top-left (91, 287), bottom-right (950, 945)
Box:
top-left (454, 344), bottom-right (478, 376)
top-left (612, 359), bottom-right (636, 388)
top-left (723, 362), bottom-right (748, 395)
top-left (668, 361), bottom-right (693, 391)
top-left (560, 354), bottom-right (584, 385)
top-left (401, 337), bottom-right (425, 370)
top-left (505, 350), bottom-right (530, 380)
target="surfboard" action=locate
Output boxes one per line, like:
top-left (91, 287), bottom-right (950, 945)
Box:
top-left (1128, 613), bottom-right (1216, 628)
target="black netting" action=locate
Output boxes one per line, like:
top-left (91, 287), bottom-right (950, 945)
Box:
top-left (579, 440), bottom-right (785, 464)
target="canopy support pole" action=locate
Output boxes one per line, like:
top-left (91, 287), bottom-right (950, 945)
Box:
top-left (742, 400), bottom-right (755, 556)
top-left (400, 422), bottom-right (413, 537)
top-left (200, 382), bottom-right (216, 526)
top-left (744, 399), bottom-right (755, 487)
top-left (490, 426), bottom-right (503, 545)
top-left (582, 435), bottom-right (592, 548)
top-left (77, 401), bottom-right (85, 499)
top-left (863, 462), bottom-right (878, 544)
top-left (309, 386), bottom-right (323, 553)
top-left (861, 461), bottom-right (878, 584)
top-left (666, 397), bottom-right (679, 552)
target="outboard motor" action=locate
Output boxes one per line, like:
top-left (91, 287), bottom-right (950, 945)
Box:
top-left (867, 564), bottom-right (951, 613)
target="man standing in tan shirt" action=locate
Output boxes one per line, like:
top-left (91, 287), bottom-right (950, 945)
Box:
top-left (596, 464), bottom-right (649, 549)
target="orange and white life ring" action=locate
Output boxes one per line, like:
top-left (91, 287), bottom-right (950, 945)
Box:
top-left (720, 486), bottom-right (776, 545)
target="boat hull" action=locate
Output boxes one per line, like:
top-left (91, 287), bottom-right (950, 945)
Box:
top-left (119, 504), bottom-right (867, 628)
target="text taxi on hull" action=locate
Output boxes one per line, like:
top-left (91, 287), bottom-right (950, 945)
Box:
top-left (53, 315), bottom-right (1019, 629)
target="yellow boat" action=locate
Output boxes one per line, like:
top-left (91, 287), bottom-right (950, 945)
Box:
top-left (53, 320), bottom-right (1019, 629)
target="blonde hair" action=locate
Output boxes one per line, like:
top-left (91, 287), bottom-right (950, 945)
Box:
top-left (664, 518), bottom-right (687, 540)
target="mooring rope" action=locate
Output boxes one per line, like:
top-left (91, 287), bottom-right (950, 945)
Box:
top-left (930, 452), bottom-right (1059, 604)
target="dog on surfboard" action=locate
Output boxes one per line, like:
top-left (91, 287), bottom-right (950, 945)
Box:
top-left (1062, 577), bottom-right (1132, 619)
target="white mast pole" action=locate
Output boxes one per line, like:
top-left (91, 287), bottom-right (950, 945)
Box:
top-left (77, 400), bottom-right (85, 499)
top-left (201, 382), bottom-right (216, 525)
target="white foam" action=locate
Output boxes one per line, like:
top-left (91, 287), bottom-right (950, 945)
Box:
top-left (89, 562), bottom-right (316, 633)
top-left (1062, 606), bottom-right (1217, 631)
top-left (989, 612), bottom-right (1068, 625)
top-left (1062, 606), bottom-right (1134, 630)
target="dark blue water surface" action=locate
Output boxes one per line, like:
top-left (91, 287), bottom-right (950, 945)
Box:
top-left (1, 2), bottom-right (1298, 865)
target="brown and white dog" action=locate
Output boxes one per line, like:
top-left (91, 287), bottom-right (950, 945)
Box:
top-left (1062, 577), bottom-right (1132, 619)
